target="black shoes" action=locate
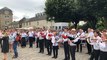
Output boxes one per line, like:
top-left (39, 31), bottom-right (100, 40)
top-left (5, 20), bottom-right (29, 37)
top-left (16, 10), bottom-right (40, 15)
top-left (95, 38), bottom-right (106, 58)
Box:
top-left (46, 54), bottom-right (51, 56)
top-left (52, 56), bottom-right (57, 59)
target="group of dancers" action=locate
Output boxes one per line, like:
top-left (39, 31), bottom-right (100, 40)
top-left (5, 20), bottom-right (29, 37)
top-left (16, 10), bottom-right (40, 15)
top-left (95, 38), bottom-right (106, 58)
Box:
top-left (0, 28), bottom-right (107, 60)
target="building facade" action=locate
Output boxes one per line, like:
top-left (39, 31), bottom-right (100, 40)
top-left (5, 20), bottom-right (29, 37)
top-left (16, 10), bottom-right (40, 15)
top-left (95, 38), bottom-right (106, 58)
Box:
top-left (0, 7), bottom-right (13, 29)
top-left (19, 13), bottom-right (55, 29)
top-left (9, 12), bottom-right (71, 30)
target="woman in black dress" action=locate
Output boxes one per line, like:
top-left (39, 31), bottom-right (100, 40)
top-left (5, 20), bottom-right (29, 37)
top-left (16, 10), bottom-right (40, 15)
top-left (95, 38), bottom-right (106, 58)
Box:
top-left (1, 30), bottom-right (9, 60)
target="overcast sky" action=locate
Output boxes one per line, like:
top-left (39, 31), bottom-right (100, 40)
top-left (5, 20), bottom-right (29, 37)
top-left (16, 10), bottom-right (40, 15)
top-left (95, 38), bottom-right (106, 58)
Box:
top-left (0, 0), bottom-right (46, 21)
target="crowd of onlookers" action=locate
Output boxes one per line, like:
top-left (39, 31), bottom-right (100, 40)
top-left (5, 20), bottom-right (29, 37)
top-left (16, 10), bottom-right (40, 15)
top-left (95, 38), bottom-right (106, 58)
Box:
top-left (0, 28), bottom-right (107, 60)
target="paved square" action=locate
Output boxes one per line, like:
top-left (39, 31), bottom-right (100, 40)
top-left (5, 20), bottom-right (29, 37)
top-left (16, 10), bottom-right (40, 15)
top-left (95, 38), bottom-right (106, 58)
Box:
top-left (0, 45), bottom-right (89, 60)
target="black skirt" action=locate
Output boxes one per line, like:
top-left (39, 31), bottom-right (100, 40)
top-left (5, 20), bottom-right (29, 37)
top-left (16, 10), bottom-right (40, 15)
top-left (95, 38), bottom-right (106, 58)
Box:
top-left (1, 36), bottom-right (9, 53)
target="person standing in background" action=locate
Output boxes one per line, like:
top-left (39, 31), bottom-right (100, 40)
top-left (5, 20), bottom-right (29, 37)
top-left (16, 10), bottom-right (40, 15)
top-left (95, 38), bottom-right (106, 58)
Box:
top-left (46, 29), bottom-right (53, 56)
top-left (9, 30), bottom-right (14, 52)
top-left (61, 28), bottom-right (70, 60)
top-left (51, 31), bottom-right (59, 59)
top-left (36, 29), bottom-right (40, 48)
top-left (86, 28), bottom-right (94, 55)
top-left (1, 30), bottom-right (9, 60)
top-left (68, 28), bottom-right (79, 60)
top-left (38, 29), bottom-right (45, 53)
top-left (99, 30), bottom-right (107, 60)
top-left (12, 33), bottom-right (20, 58)
top-left (89, 30), bottom-right (101, 60)
top-left (21, 30), bottom-right (27, 48)
top-left (76, 29), bottom-right (86, 52)
top-left (28, 29), bottom-right (34, 48)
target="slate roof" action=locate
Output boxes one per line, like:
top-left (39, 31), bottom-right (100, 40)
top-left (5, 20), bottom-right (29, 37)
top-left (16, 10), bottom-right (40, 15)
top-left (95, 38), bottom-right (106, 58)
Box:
top-left (0, 7), bottom-right (13, 15)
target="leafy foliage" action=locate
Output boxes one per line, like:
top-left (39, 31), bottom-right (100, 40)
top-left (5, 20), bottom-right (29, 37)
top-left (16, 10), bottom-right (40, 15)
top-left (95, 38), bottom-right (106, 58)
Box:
top-left (45, 0), bottom-right (107, 29)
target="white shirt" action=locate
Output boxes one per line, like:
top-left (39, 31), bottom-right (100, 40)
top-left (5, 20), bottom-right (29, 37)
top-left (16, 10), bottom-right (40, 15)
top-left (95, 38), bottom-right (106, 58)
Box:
top-left (78, 32), bottom-right (86, 40)
top-left (46, 32), bottom-right (53, 40)
top-left (99, 41), bottom-right (107, 52)
top-left (67, 33), bottom-right (79, 46)
top-left (51, 36), bottom-right (59, 46)
top-left (68, 37), bottom-right (79, 46)
top-left (28, 31), bottom-right (34, 37)
top-left (34, 32), bottom-right (38, 38)
top-left (61, 32), bottom-right (69, 42)
top-left (90, 36), bottom-right (101, 50)
top-left (38, 32), bottom-right (46, 40)
top-left (0, 32), bottom-right (3, 38)
top-left (87, 32), bottom-right (94, 38)
top-left (9, 33), bottom-right (14, 42)
top-left (13, 31), bottom-right (17, 38)
top-left (21, 33), bottom-right (27, 37)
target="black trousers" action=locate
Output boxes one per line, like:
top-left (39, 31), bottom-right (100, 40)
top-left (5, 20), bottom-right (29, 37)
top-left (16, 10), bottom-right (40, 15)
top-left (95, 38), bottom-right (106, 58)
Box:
top-left (86, 41), bottom-right (92, 54)
top-left (53, 46), bottom-right (58, 58)
top-left (90, 49), bottom-right (100, 60)
top-left (100, 51), bottom-right (107, 60)
top-left (47, 40), bottom-right (52, 55)
top-left (39, 39), bottom-right (44, 53)
top-left (29, 37), bottom-right (34, 48)
top-left (64, 42), bottom-right (70, 60)
top-left (69, 46), bottom-right (76, 60)
top-left (76, 39), bottom-right (81, 52)
top-left (0, 38), bottom-right (1, 47)
top-left (44, 38), bottom-right (47, 48)
top-left (21, 37), bottom-right (26, 47)
top-left (36, 37), bottom-right (39, 48)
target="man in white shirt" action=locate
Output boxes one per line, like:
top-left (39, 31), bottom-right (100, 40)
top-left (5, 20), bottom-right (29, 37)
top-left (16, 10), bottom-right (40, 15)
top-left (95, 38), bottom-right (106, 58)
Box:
top-left (86, 28), bottom-right (94, 55)
top-left (99, 30), bottom-right (107, 60)
top-left (89, 31), bottom-right (101, 60)
top-left (28, 30), bottom-right (34, 48)
top-left (21, 31), bottom-right (27, 48)
top-left (46, 29), bottom-right (53, 56)
top-left (61, 28), bottom-right (70, 60)
top-left (38, 29), bottom-right (45, 53)
top-left (76, 29), bottom-right (86, 52)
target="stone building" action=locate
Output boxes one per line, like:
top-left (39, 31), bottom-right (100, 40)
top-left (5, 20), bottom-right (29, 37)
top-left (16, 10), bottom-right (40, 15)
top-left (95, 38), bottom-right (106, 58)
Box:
top-left (8, 21), bottom-right (19, 29)
top-left (19, 13), bottom-right (54, 29)
top-left (0, 7), bottom-right (13, 29)
top-left (9, 12), bottom-right (71, 30)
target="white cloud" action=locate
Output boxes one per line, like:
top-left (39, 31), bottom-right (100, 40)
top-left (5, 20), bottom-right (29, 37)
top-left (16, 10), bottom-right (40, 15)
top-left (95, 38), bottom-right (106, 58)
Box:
top-left (0, 0), bottom-right (46, 21)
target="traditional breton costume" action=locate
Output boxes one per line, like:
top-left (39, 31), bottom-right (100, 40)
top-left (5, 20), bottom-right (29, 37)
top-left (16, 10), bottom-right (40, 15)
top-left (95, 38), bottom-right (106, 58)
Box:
top-left (76, 32), bottom-right (86, 52)
top-left (36, 31), bottom-right (40, 48)
top-left (86, 32), bottom-right (94, 54)
top-left (43, 30), bottom-right (47, 48)
top-left (61, 32), bottom-right (70, 60)
top-left (34, 31), bottom-right (38, 47)
top-left (46, 32), bottom-right (53, 55)
top-left (90, 36), bottom-right (101, 60)
top-left (51, 35), bottom-right (59, 59)
top-left (21, 32), bottom-right (27, 47)
top-left (99, 35), bottom-right (107, 60)
top-left (28, 31), bottom-right (34, 48)
top-left (68, 33), bottom-right (79, 60)
top-left (38, 31), bottom-right (45, 53)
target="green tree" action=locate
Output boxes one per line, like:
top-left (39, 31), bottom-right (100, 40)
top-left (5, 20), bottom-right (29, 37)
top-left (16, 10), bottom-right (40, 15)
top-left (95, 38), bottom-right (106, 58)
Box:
top-left (45, 0), bottom-right (82, 28)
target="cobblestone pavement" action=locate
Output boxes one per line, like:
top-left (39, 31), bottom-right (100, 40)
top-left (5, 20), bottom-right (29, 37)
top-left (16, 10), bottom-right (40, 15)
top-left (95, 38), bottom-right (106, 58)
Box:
top-left (0, 45), bottom-right (90, 60)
